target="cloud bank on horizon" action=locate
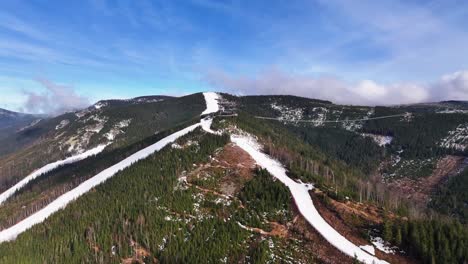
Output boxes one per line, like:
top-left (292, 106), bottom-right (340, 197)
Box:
top-left (206, 69), bottom-right (468, 105)
top-left (0, 0), bottom-right (468, 113)
top-left (22, 79), bottom-right (90, 115)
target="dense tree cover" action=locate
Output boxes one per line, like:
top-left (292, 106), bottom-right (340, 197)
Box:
top-left (232, 94), bottom-right (468, 178)
top-left (0, 131), bottom-right (232, 263)
top-left (362, 107), bottom-right (468, 159)
top-left (286, 125), bottom-right (384, 174)
top-left (225, 110), bottom-right (468, 264)
top-left (233, 94), bottom-right (332, 118)
top-left (0, 129), bottom-right (318, 263)
top-left (233, 94), bottom-right (373, 126)
top-left (227, 113), bottom-right (400, 206)
top-left (430, 167), bottom-right (468, 222)
top-left (98, 93), bottom-right (205, 149)
top-left (0, 111), bottom-right (46, 156)
top-left (239, 168), bottom-right (292, 224)
top-left (384, 219), bottom-right (468, 264)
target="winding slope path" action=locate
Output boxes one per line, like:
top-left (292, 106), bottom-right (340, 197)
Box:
top-left (231, 135), bottom-right (389, 264)
top-left (0, 92), bottom-right (219, 243)
top-left (199, 93), bottom-right (388, 263)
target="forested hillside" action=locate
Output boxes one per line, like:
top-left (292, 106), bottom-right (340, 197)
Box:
top-left (0, 94), bottom-right (205, 193)
top-left (0, 108), bottom-right (42, 155)
top-left (0, 93), bottom-right (467, 263)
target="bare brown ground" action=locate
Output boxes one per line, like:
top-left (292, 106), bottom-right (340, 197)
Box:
top-left (185, 143), bottom-right (418, 263)
top-left (328, 197), bottom-right (388, 224)
top-left (121, 240), bottom-right (158, 264)
top-left (239, 221), bottom-right (288, 238)
top-left (311, 190), bottom-right (417, 264)
top-left (187, 143), bottom-right (256, 196)
top-left (386, 155), bottom-right (465, 206)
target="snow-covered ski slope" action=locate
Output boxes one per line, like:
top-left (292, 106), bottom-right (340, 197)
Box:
top-left (231, 135), bottom-right (389, 264)
top-left (0, 144), bottom-right (108, 205)
top-left (0, 92), bottom-right (219, 243)
top-left (201, 92), bottom-right (220, 115)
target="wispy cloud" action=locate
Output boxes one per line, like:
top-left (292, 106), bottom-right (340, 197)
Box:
top-left (0, 12), bottom-right (48, 41)
top-left (309, 0), bottom-right (468, 80)
top-left (22, 79), bottom-right (90, 115)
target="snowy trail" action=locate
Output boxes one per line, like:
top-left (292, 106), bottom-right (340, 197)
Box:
top-left (201, 92), bottom-right (220, 115)
top-left (0, 92), bottom-right (219, 243)
top-left (231, 135), bottom-right (389, 264)
top-left (0, 144), bottom-right (108, 205)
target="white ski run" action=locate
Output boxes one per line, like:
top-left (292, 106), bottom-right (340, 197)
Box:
top-left (0, 144), bottom-right (108, 205)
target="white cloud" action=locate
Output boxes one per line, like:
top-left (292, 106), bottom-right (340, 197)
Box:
top-left (354, 80), bottom-right (387, 100)
top-left (22, 79), bottom-right (90, 115)
top-left (205, 68), bottom-right (468, 105)
top-left (438, 71), bottom-right (468, 99)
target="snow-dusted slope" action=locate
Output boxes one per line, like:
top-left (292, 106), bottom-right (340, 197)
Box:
top-left (231, 135), bottom-right (389, 264)
top-left (0, 145), bottom-right (108, 205)
top-left (201, 92), bottom-right (220, 115)
top-left (0, 92), bottom-right (220, 243)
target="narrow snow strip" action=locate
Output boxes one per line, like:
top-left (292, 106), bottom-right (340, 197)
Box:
top-left (201, 92), bottom-right (220, 115)
top-left (0, 145), bottom-right (108, 205)
top-left (0, 123), bottom-right (201, 242)
top-left (231, 135), bottom-right (389, 264)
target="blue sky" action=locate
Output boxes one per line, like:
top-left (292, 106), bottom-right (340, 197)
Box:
top-left (1, 0), bottom-right (468, 113)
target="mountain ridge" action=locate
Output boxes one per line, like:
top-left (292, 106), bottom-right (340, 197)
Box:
top-left (0, 92), bottom-right (466, 263)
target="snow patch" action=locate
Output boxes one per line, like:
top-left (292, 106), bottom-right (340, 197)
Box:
top-left (270, 103), bottom-right (304, 123)
top-left (65, 115), bottom-right (109, 153)
top-left (171, 140), bottom-right (198, 150)
top-left (361, 133), bottom-right (393, 146)
top-left (93, 101), bottom-right (108, 109)
top-left (437, 109), bottom-right (468, 114)
top-left (310, 107), bottom-right (327, 126)
top-left (371, 237), bottom-right (396, 254)
top-left (104, 119), bottom-right (131, 141)
top-left (55, 119), bottom-right (70, 130)
top-left (342, 108), bottom-right (373, 131)
top-left (134, 98), bottom-right (164, 104)
top-left (439, 123), bottom-right (468, 151)
top-left (402, 112), bottom-right (413, 122)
